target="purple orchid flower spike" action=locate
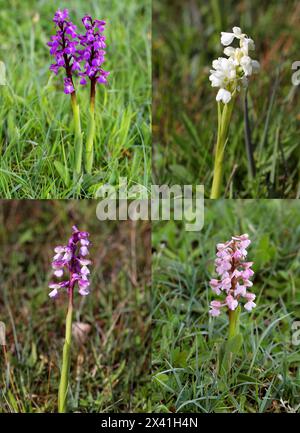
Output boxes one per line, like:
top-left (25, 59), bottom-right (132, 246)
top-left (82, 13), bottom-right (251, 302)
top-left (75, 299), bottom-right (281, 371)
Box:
top-left (47, 11), bottom-right (110, 176)
top-left (48, 9), bottom-right (84, 177)
top-left (51, 225), bottom-right (91, 412)
top-left (49, 226), bottom-right (91, 299)
top-left (76, 15), bottom-right (110, 173)
top-left (48, 9), bottom-right (79, 94)
top-left (78, 15), bottom-right (110, 92)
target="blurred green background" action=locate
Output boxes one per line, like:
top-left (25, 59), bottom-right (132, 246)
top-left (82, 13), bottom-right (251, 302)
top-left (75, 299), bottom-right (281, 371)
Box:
top-left (153, 0), bottom-right (300, 198)
top-left (152, 200), bottom-right (300, 412)
top-left (0, 0), bottom-right (151, 198)
top-left (0, 201), bottom-right (151, 412)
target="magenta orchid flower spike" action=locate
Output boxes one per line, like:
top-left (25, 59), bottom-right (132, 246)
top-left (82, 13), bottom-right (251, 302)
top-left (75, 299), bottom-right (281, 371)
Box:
top-left (49, 225), bottom-right (91, 413)
top-left (48, 9), bottom-right (83, 178)
top-left (48, 10), bottom-right (110, 178)
top-left (48, 9), bottom-right (78, 94)
top-left (78, 15), bottom-right (110, 87)
top-left (49, 225), bottom-right (91, 299)
top-left (77, 15), bottom-right (110, 174)
top-left (209, 234), bottom-right (256, 317)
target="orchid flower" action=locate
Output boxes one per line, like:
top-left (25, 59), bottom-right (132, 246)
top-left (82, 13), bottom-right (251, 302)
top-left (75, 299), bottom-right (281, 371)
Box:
top-left (209, 233), bottom-right (256, 320)
top-left (209, 27), bottom-right (259, 199)
top-left (209, 233), bottom-right (256, 373)
top-left (48, 9), bottom-right (83, 179)
top-left (49, 226), bottom-right (91, 413)
top-left (48, 10), bottom-right (109, 179)
top-left (209, 27), bottom-right (260, 104)
top-left (77, 15), bottom-right (109, 174)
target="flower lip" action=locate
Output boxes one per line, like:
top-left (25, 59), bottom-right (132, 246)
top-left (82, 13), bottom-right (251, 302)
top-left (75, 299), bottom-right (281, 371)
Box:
top-left (54, 269), bottom-right (64, 277)
top-left (221, 32), bottom-right (236, 46)
top-left (79, 287), bottom-right (90, 296)
top-left (216, 88), bottom-right (232, 104)
top-left (55, 245), bottom-right (66, 252)
top-left (49, 288), bottom-right (59, 298)
top-left (244, 300), bottom-right (256, 311)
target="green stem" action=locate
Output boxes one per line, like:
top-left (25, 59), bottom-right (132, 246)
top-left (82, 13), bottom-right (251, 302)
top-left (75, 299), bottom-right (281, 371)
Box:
top-left (85, 80), bottom-right (96, 174)
top-left (228, 310), bottom-right (236, 339)
top-left (58, 295), bottom-right (73, 413)
top-left (71, 92), bottom-right (83, 179)
top-left (228, 307), bottom-right (239, 339)
top-left (210, 97), bottom-right (235, 199)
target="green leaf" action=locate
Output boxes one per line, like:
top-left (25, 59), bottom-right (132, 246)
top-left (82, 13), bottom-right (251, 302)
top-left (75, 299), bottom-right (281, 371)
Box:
top-left (155, 373), bottom-right (169, 383)
top-left (286, 353), bottom-right (300, 364)
top-left (27, 342), bottom-right (37, 368)
top-left (237, 373), bottom-right (264, 385)
top-left (225, 333), bottom-right (243, 354)
top-left (218, 333), bottom-right (243, 376)
top-left (54, 160), bottom-right (70, 187)
top-left (19, 229), bottom-right (33, 244)
top-left (7, 390), bottom-right (19, 412)
top-left (254, 234), bottom-right (276, 269)
top-left (172, 348), bottom-right (189, 367)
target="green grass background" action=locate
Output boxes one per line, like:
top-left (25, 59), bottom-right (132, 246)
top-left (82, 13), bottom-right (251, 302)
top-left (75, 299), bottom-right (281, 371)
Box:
top-left (0, 0), bottom-right (151, 198)
top-left (152, 200), bottom-right (300, 412)
top-left (153, 0), bottom-right (300, 198)
top-left (0, 201), bottom-right (151, 412)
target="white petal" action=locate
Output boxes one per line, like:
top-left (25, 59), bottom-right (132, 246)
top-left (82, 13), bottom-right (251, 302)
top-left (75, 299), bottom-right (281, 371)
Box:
top-left (80, 246), bottom-right (89, 256)
top-left (79, 259), bottom-right (91, 266)
top-left (53, 253), bottom-right (63, 260)
top-left (79, 288), bottom-right (90, 296)
top-left (54, 269), bottom-right (63, 277)
top-left (242, 37), bottom-right (255, 51)
top-left (232, 27), bottom-right (242, 37)
top-left (251, 60), bottom-right (260, 73)
top-left (54, 246), bottom-right (65, 254)
top-left (63, 251), bottom-right (72, 261)
top-left (209, 74), bottom-right (223, 87)
top-left (216, 88), bottom-right (232, 104)
top-left (81, 265), bottom-right (90, 275)
top-left (49, 288), bottom-right (58, 298)
top-left (209, 308), bottom-right (221, 317)
top-left (224, 46), bottom-right (235, 57)
top-left (49, 283), bottom-right (60, 289)
top-left (244, 301), bottom-right (256, 311)
top-left (212, 59), bottom-right (220, 69)
top-left (240, 56), bottom-right (252, 75)
top-left (221, 32), bottom-right (235, 46)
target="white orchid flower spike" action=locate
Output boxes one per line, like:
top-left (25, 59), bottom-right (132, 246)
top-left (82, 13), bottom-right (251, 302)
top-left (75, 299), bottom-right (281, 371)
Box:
top-left (209, 26), bottom-right (260, 104)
